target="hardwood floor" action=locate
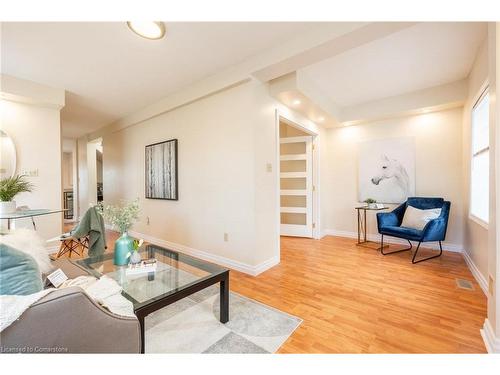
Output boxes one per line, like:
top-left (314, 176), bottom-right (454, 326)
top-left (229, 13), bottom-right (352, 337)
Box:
top-left (62, 228), bottom-right (487, 353)
top-left (231, 236), bottom-right (487, 353)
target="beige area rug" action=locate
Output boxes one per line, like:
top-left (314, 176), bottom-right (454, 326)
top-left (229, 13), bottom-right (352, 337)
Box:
top-left (144, 285), bottom-right (302, 353)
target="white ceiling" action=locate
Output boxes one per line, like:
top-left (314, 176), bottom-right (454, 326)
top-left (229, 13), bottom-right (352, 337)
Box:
top-left (1, 22), bottom-right (315, 138)
top-left (301, 22), bottom-right (487, 107)
top-left (2, 22), bottom-right (489, 137)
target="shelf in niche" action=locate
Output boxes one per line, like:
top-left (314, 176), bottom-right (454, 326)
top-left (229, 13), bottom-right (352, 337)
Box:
top-left (280, 172), bottom-right (307, 178)
top-left (280, 189), bottom-right (307, 196)
top-left (280, 154), bottom-right (307, 161)
top-left (280, 207), bottom-right (307, 214)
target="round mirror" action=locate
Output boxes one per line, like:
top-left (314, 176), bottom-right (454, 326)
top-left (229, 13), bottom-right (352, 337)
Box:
top-left (0, 130), bottom-right (17, 178)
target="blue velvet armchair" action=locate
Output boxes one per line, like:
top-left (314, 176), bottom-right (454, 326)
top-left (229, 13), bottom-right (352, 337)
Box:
top-left (376, 197), bottom-right (451, 263)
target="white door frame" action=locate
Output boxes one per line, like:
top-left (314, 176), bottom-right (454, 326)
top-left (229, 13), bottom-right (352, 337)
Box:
top-left (275, 109), bottom-right (321, 239)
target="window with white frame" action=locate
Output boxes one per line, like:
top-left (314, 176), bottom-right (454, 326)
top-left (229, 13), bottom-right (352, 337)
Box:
top-left (470, 89), bottom-right (489, 224)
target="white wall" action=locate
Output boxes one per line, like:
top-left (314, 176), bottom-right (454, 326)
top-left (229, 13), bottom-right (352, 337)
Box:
top-left (62, 152), bottom-right (73, 190)
top-left (86, 140), bottom-right (100, 207)
top-left (484, 22), bottom-right (500, 352)
top-left (462, 40), bottom-right (490, 283)
top-left (103, 79), bottom-right (286, 272)
top-left (0, 98), bottom-right (63, 241)
top-left (76, 136), bottom-right (88, 219)
top-left (62, 138), bottom-right (78, 221)
top-left (322, 107), bottom-right (465, 250)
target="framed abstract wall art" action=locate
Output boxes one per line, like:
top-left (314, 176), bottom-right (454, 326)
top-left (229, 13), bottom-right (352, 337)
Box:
top-left (145, 139), bottom-right (178, 200)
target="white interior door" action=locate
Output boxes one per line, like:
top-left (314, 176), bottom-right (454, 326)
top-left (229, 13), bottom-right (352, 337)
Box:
top-left (280, 135), bottom-right (313, 237)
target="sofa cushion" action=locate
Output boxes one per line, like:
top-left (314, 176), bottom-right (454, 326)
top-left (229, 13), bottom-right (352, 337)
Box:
top-left (379, 225), bottom-right (423, 241)
top-left (401, 205), bottom-right (441, 230)
top-left (0, 244), bottom-right (44, 295)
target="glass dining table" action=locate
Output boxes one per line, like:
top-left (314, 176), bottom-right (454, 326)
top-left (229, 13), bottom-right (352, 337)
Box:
top-left (0, 209), bottom-right (66, 231)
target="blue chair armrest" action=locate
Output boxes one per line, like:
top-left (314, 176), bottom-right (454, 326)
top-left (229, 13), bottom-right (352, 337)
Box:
top-left (422, 218), bottom-right (447, 242)
top-left (377, 212), bottom-right (399, 230)
top-left (422, 200), bottom-right (450, 242)
top-left (392, 202), bottom-right (407, 222)
top-left (376, 202), bottom-right (406, 232)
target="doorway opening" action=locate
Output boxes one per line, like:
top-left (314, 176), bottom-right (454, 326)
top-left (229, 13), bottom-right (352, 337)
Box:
top-left (62, 139), bottom-right (78, 225)
top-left (86, 138), bottom-right (103, 207)
top-left (278, 116), bottom-right (318, 238)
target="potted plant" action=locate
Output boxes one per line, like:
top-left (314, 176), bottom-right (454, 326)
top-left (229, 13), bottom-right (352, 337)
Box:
top-left (0, 175), bottom-right (34, 214)
top-left (364, 198), bottom-right (377, 209)
top-left (97, 199), bottom-right (140, 266)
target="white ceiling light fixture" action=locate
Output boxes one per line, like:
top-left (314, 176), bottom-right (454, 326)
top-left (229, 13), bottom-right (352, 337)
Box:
top-left (127, 21), bottom-right (166, 40)
top-left (292, 99), bottom-right (301, 106)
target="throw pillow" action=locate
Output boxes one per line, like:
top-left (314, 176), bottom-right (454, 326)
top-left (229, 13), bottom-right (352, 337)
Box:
top-left (0, 228), bottom-right (53, 275)
top-left (401, 205), bottom-right (442, 231)
top-left (0, 244), bottom-right (44, 295)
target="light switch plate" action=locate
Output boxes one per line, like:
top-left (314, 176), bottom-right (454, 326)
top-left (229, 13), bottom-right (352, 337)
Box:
top-left (21, 169), bottom-right (38, 177)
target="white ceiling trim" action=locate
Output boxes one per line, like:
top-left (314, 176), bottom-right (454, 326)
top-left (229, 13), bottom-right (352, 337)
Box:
top-left (300, 22), bottom-right (487, 107)
top-left (269, 75), bottom-right (468, 128)
top-left (269, 72), bottom-right (340, 128)
top-left (253, 22), bottom-right (416, 82)
top-left (0, 74), bottom-right (65, 109)
top-left (340, 79), bottom-right (468, 125)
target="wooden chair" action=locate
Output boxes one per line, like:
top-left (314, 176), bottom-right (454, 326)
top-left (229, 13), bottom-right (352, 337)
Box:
top-left (55, 234), bottom-right (89, 258)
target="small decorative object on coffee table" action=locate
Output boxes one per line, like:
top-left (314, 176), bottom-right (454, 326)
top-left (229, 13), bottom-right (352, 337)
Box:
top-left (126, 258), bottom-right (157, 275)
top-left (97, 199), bottom-right (140, 266)
top-left (130, 239), bottom-right (144, 264)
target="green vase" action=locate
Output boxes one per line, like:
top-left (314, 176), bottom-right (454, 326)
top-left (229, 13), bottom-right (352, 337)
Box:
top-left (114, 232), bottom-right (133, 266)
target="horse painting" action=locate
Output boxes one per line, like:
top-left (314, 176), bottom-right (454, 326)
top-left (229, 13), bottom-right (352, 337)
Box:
top-left (371, 154), bottom-right (410, 200)
top-left (358, 138), bottom-right (415, 203)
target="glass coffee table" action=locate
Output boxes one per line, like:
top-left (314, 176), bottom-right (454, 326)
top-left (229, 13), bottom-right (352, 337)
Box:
top-left (76, 244), bottom-right (230, 353)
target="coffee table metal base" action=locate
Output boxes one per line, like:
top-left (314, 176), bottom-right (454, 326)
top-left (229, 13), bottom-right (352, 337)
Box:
top-left (135, 270), bottom-right (230, 353)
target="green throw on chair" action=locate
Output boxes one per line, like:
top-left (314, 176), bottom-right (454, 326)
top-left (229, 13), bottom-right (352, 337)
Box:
top-left (56, 206), bottom-right (106, 258)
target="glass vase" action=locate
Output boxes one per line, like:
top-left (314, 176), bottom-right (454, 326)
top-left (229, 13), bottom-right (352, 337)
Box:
top-left (114, 232), bottom-right (133, 266)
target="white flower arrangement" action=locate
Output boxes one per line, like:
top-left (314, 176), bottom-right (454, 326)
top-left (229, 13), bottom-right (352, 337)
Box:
top-left (97, 198), bottom-right (140, 234)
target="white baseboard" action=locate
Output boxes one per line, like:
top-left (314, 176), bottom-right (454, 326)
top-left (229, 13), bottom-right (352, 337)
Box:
top-left (253, 255), bottom-right (280, 275)
top-left (321, 229), bottom-right (463, 252)
top-left (481, 319), bottom-right (500, 353)
top-left (462, 250), bottom-right (488, 295)
top-left (124, 229), bottom-right (278, 276)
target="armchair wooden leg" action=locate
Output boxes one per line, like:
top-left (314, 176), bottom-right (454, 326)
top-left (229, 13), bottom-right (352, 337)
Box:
top-left (76, 239), bottom-right (86, 257)
top-left (412, 241), bottom-right (443, 264)
top-left (56, 238), bottom-right (83, 259)
top-left (380, 236), bottom-right (413, 255)
top-left (56, 241), bottom-right (68, 258)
